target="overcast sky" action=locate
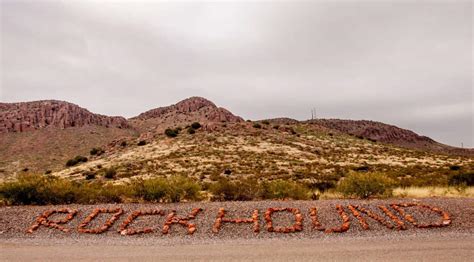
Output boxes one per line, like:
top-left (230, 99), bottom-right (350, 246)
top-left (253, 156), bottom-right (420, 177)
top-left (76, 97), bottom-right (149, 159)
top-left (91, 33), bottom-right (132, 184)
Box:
top-left (1, 0), bottom-right (472, 147)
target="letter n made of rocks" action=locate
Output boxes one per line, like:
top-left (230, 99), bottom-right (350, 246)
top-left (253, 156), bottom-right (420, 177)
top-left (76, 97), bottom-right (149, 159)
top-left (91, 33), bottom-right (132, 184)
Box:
top-left (390, 203), bottom-right (451, 228)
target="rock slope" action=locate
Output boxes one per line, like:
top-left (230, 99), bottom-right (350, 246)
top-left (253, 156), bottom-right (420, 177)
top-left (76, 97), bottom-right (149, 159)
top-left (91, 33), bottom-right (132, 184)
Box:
top-left (0, 100), bottom-right (128, 133)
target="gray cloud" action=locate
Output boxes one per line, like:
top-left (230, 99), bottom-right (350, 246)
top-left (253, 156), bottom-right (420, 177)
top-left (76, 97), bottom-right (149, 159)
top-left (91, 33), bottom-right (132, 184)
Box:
top-left (1, 0), bottom-right (472, 147)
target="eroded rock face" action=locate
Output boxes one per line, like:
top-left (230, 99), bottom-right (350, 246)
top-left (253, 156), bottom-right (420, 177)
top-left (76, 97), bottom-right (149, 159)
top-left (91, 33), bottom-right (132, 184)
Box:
top-left (132, 97), bottom-right (244, 123)
top-left (312, 119), bottom-right (434, 145)
top-left (0, 100), bottom-right (129, 133)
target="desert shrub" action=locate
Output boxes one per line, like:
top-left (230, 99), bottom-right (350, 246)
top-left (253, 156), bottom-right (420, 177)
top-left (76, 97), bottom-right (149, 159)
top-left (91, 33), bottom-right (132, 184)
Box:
top-left (336, 172), bottom-right (395, 198)
top-left (84, 172), bottom-right (96, 180)
top-left (260, 180), bottom-right (311, 200)
top-left (253, 123), bottom-right (262, 129)
top-left (132, 176), bottom-right (201, 202)
top-left (44, 170), bottom-right (52, 175)
top-left (308, 181), bottom-right (337, 192)
top-left (0, 174), bottom-right (136, 205)
top-left (187, 127), bottom-right (196, 134)
top-left (132, 178), bottom-right (166, 202)
top-left (273, 125), bottom-right (280, 129)
top-left (137, 140), bottom-right (147, 146)
top-left (165, 176), bottom-right (201, 202)
top-left (449, 165), bottom-right (461, 171)
top-left (262, 120), bottom-right (270, 125)
top-left (449, 172), bottom-right (474, 186)
top-left (191, 122), bottom-right (202, 129)
top-left (22, 168), bottom-right (29, 172)
top-left (75, 182), bottom-right (128, 204)
top-left (90, 147), bottom-right (105, 156)
top-left (0, 174), bottom-right (77, 205)
top-left (165, 128), bottom-right (178, 138)
top-left (65, 155), bottom-right (88, 167)
top-left (120, 141), bottom-right (127, 147)
top-left (210, 178), bottom-right (260, 201)
top-left (353, 166), bottom-right (370, 172)
top-left (103, 168), bottom-right (117, 179)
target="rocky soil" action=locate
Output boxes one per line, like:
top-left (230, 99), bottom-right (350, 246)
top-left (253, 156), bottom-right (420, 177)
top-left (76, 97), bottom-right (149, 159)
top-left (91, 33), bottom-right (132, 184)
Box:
top-left (1, 198), bottom-right (472, 245)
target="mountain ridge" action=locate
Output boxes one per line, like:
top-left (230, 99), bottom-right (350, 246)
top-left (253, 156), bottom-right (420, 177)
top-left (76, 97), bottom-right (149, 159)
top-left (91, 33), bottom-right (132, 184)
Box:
top-left (0, 97), bottom-right (470, 152)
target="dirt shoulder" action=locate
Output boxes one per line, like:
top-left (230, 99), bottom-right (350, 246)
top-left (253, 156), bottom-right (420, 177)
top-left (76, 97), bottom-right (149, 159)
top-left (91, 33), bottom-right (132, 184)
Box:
top-left (1, 234), bottom-right (473, 262)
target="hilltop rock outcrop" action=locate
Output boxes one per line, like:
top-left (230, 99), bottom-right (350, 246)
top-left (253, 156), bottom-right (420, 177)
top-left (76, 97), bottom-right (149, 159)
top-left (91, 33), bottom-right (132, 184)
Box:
top-left (0, 100), bottom-right (129, 133)
top-left (132, 97), bottom-right (243, 123)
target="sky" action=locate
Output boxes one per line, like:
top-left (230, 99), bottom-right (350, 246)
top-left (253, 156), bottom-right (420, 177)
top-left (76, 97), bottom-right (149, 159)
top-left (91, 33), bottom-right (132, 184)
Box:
top-left (0, 0), bottom-right (472, 147)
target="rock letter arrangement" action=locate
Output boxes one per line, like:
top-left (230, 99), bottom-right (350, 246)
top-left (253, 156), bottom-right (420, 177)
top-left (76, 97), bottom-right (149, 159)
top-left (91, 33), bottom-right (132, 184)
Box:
top-left (78, 208), bottom-right (124, 234)
top-left (264, 207), bottom-right (303, 233)
top-left (212, 208), bottom-right (260, 233)
top-left (27, 208), bottom-right (78, 233)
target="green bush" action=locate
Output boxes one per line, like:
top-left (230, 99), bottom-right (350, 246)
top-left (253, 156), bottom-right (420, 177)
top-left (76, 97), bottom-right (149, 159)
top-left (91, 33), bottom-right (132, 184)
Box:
top-left (449, 165), bottom-right (461, 171)
top-left (209, 177), bottom-right (260, 201)
top-left (260, 180), bottom-right (311, 200)
top-left (132, 176), bottom-right (201, 202)
top-left (65, 155), bottom-right (88, 167)
top-left (253, 123), bottom-right (262, 129)
top-left (187, 127), bottom-right (196, 134)
top-left (449, 172), bottom-right (474, 186)
top-left (0, 174), bottom-right (77, 205)
top-left (0, 174), bottom-right (134, 205)
top-left (336, 172), bottom-right (395, 198)
top-left (85, 172), bottom-right (96, 180)
top-left (191, 122), bottom-right (202, 129)
top-left (133, 178), bottom-right (167, 202)
top-left (90, 147), bottom-right (105, 156)
top-left (103, 168), bottom-right (117, 179)
top-left (165, 128), bottom-right (178, 138)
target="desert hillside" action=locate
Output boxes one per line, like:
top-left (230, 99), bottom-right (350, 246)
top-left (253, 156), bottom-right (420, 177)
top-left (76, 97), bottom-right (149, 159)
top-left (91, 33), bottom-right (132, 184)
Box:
top-left (0, 97), bottom-right (472, 194)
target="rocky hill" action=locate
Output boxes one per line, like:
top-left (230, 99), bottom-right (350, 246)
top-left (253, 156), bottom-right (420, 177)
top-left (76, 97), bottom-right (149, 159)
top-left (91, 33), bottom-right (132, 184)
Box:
top-left (0, 96), bottom-right (472, 178)
top-left (308, 119), bottom-right (471, 155)
top-left (129, 97), bottom-right (244, 134)
top-left (133, 97), bottom-right (243, 123)
top-left (0, 100), bottom-right (128, 133)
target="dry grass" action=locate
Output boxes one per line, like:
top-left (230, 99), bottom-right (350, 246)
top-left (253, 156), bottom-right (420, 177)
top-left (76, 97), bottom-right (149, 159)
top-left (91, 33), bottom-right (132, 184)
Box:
top-left (393, 186), bottom-right (474, 198)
